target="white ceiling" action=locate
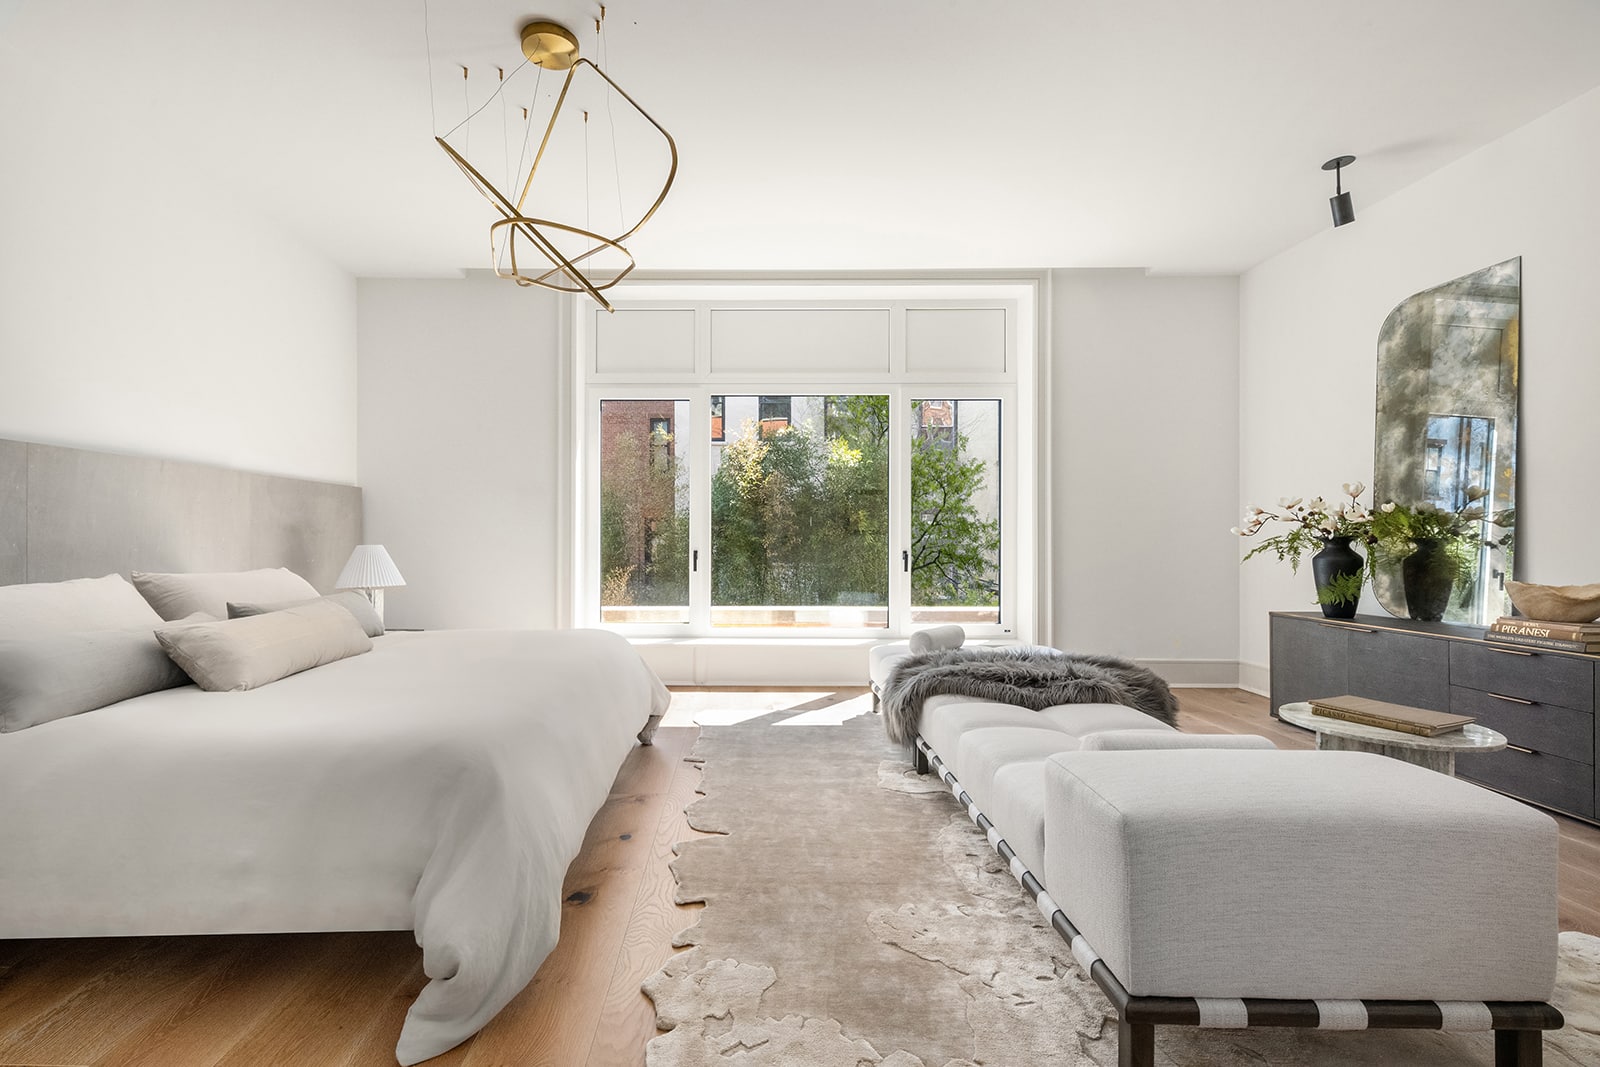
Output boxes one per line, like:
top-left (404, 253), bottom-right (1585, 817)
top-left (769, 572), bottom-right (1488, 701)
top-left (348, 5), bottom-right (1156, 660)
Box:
top-left (6, 0), bottom-right (1600, 277)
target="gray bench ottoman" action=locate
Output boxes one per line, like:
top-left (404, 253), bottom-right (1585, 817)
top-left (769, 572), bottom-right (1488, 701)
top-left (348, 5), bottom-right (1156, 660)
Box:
top-left (1043, 749), bottom-right (1562, 1065)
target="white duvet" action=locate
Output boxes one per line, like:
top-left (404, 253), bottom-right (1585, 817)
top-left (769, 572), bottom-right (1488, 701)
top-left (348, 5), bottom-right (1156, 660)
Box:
top-left (0, 628), bottom-right (670, 1064)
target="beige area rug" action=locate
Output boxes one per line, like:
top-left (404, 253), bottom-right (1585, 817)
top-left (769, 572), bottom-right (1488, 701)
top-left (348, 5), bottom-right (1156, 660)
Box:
top-left (643, 712), bottom-right (1600, 1066)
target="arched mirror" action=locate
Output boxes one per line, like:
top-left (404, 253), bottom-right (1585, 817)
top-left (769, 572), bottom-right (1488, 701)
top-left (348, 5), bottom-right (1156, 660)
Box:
top-left (1372, 258), bottom-right (1519, 624)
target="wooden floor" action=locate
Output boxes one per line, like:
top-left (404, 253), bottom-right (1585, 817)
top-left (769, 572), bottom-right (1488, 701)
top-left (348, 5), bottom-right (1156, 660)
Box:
top-left (1, 688), bottom-right (1595, 1066)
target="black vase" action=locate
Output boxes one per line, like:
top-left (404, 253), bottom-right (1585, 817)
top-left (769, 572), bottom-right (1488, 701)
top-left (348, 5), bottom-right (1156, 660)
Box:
top-left (1310, 536), bottom-right (1363, 620)
top-left (1401, 537), bottom-right (1454, 621)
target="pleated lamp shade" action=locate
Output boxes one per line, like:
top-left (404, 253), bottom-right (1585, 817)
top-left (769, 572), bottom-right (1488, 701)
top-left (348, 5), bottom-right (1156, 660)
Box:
top-left (336, 545), bottom-right (406, 590)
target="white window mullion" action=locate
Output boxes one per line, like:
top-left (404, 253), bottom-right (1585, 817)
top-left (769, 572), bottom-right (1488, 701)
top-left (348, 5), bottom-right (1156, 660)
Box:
top-left (688, 389), bottom-right (713, 635)
top-left (888, 386), bottom-right (912, 635)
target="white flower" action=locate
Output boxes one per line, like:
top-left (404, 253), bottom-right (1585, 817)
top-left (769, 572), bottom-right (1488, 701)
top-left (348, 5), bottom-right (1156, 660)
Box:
top-left (1380, 502), bottom-right (1396, 513)
top-left (1343, 481), bottom-right (1365, 498)
top-left (1230, 527), bottom-right (1243, 536)
top-left (1465, 485), bottom-right (1488, 502)
top-left (1280, 496), bottom-right (1302, 508)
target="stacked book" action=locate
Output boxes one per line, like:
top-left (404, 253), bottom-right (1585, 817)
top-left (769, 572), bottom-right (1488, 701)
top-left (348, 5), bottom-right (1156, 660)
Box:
top-left (1308, 695), bottom-right (1474, 737)
top-left (1485, 616), bottom-right (1600, 654)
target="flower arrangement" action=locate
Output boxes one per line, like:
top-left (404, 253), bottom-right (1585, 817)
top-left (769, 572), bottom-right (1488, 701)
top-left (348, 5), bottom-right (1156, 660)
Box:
top-left (1369, 490), bottom-right (1514, 588)
top-left (1233, 482), bottom-right (1375, 606)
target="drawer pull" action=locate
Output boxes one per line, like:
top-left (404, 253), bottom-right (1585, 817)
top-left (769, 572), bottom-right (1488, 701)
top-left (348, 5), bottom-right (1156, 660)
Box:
top-left (1505, 743), bottom-right (1537, 755)
top-left (1486, 646), bottom-right (1535, 657)
top-left (1486, 692), bottom-right (1537, 706)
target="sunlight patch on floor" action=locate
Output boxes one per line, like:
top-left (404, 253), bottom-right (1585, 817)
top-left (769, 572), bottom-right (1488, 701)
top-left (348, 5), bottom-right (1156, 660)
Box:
top-left (663, 689), bottom-right (874, 727)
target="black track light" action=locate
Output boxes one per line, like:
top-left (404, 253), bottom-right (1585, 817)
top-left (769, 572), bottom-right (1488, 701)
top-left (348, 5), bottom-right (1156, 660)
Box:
top-left (1322, 155), bottom-right (1356, 227)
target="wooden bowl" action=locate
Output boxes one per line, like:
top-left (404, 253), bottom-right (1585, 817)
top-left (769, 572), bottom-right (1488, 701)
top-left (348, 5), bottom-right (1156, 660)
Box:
top-left (1505, 581), bottom-right (1600, 623)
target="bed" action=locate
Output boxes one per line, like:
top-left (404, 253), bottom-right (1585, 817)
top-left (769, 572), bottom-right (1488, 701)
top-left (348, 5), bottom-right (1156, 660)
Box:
top-left (0, 626), bottom-right (669, 1064)
top-left (0, 437), bottom-right (671, 1064)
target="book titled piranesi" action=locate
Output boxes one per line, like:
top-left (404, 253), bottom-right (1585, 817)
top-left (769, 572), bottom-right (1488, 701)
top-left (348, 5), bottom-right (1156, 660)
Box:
top-left (1492, 616), bottom-right (1600, 642)
top-left (1308, 695), bottom-right (1475, 737)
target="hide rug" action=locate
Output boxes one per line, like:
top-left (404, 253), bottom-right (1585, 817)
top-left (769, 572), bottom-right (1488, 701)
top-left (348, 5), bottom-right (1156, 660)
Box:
top-left (643, 711), bottom-right (1600, 1066)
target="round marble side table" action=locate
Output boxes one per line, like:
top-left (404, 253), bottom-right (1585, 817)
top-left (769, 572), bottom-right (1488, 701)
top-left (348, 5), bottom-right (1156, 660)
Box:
top-left (1278, 701), bottom-right (1507, 776)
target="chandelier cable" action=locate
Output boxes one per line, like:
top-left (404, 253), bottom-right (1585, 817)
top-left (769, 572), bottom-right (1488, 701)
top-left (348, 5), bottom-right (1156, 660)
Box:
top-left (600, 10), bottom-right (626, 235)
top-left (422, 0), bottom-right (437, 135)
top-left (442, 58), bottom-right (531, 143)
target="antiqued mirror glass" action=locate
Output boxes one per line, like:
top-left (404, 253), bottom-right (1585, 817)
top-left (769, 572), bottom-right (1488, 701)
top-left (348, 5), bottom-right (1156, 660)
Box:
top-left (1372, 257), bottom-right (1519, 624)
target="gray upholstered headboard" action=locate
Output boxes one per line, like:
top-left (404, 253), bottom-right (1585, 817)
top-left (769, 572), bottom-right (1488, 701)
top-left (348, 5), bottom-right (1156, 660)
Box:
top-left (0, 438), bottom-right (362, 594)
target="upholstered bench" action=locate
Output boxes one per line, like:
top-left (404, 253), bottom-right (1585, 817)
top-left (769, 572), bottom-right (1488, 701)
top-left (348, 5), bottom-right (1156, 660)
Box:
top-left (867, 629), bottom-right (1061, 712)
top-left (912, 710), bottom-right (1565, 1066)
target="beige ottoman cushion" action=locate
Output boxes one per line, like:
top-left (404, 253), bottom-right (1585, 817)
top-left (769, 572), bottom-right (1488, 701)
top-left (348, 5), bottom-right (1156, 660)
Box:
top-left (1077, 730), bottom-right (1276, 752)
top-left (955, 726), bottom-right (1078, 811)
top-left (920, 703), bottom-right (1059, 769)
top-left (1043, 749), bottom-right (1559, 1002)
top-left (1037, 703), bottom-right (1176, 741)
top-left (988, 762), bottom-right (1049, 875)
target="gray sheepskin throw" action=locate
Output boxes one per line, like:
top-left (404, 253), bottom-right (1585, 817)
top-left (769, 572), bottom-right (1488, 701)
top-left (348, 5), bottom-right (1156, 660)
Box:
top-left (881, 647), bottom-right (1179, 744)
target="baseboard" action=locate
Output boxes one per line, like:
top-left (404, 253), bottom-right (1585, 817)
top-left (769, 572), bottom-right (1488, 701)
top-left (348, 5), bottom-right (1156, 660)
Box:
top-left (636, 642), bottom-right (1255, 692)
top-left (1136, 658), bottom-right (1243, 688)
top-left (1237, 660), bottom-right (1270, 697)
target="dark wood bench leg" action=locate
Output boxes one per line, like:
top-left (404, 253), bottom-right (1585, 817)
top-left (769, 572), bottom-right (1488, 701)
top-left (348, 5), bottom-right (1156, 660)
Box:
top-left (1495, 1029), bottom-right (1543, 1066)
top-left (1117, 1018), bottom-right (1154, 1067)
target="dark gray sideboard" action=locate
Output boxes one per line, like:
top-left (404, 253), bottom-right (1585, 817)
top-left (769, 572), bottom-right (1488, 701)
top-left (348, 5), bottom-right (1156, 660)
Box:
top-left (1269, 612), bottom-right (1598, 823)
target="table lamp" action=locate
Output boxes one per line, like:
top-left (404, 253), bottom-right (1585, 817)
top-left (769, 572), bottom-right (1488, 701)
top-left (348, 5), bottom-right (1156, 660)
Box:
top-left (335, 544), bottom-right (406, 623)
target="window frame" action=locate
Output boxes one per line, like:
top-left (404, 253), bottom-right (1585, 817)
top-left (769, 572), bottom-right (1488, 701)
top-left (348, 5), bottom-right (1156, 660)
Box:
top-left (570, 282), bottom-right (1040, 643)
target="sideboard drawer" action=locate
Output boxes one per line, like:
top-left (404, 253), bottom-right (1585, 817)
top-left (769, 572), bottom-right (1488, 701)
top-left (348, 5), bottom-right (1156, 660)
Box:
top-left (1457, 746), bottom-right (1595, 819)
top-left (1348, 628), bottom-right (1450, 711)
top-left (1450, 686), bottom-right (1594, 765)
top-left (1449, 641), bottom-right (1596, 709)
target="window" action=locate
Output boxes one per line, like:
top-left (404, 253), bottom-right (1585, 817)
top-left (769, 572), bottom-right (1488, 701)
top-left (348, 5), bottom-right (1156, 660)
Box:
top-left (598, 400), bottom-right (690, 624)
top-left (590, 391), bottom-right (1007, 634)
top-left (648, 416), bottom-right (672, 467)
top-left (711, 395), bottom-right (888, 629)
top-left (709, 395), bottom-right (725, 443)
top-left (757, 395), bottom-right (791, 435)
top-left (910, 399), bottom-right (1000, 625)
top-left (576, 285), bottom-right (1034, 639)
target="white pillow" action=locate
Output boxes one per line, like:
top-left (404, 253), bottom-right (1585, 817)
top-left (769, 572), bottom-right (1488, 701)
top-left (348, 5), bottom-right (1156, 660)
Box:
top-left (0, 574), bottom-right (164, 639)
top-left (155, 598), bottom-right (372, 692)
top-left (909, 624), bottom-right (966, 654)
top-left (132, 567), bottom-right (319, 622)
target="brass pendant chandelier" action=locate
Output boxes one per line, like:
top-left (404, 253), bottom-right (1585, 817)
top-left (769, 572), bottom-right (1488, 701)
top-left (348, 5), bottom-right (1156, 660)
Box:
top-left (432, 11), bottom-right (677, 311)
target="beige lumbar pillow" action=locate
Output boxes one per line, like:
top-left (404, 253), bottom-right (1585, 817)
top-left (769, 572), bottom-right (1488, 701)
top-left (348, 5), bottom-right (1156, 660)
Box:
top-left (132, 567), bottom-right (320, 622)
top-left (155, 598), bottom-right (372, 692)
top-left (227, 590), bottom-right (385, 637)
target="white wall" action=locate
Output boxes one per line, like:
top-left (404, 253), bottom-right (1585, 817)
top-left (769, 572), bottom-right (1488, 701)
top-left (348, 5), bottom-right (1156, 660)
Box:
top-left (0, 44), bottom-right (356, 484)
top-left (1050, 271), bottom-right (1242, 683)
top-left (1238, 85), bottom-right (1600, 688)
top-left (357, 277), bottom-right (565, 630)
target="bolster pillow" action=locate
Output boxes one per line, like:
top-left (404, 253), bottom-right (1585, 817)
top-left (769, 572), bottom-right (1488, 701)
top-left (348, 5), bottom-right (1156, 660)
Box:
top-left (909, 624), bottom-right (966, 654)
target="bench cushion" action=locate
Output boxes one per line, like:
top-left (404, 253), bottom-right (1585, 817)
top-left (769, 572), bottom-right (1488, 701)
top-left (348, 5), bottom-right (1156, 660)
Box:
top-left (1043, 750), bottom-right (1559, 1002)
top-left (920, 703), bottom-right (1059, 771)
top-left (955, 727), bottom-right (1077, 812)
top-left (1036, 703), bottom-right (1176, 741)
top-left (988, 762), bottom-right (1048, 875)
top-left (1077, 730), bottom-right (1276, 752)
